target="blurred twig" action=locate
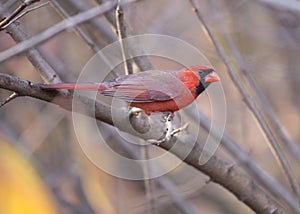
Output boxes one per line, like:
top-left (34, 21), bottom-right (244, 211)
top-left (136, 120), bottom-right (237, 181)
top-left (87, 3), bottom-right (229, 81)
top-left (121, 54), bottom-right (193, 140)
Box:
top-left (68, 0), bottom-right (117, 42)
top-left (116, 0), bottom-right (133, 74)
top-left (50, 0), bottom-right (119, 77)
top-left (95, 0), bottom-right (154, 71)
top-left (0, 1), bottom-right (60, 83)
top-left (255, 0), bottom-right (300, 12)
top-left (189, 0), bottom-right (300, 203)
top-left (2, 17), bottom-right (62, 83)
top-left (0, 92), bottom-right (18, 108)
top-left (0, 0), bottom-right (138, 64)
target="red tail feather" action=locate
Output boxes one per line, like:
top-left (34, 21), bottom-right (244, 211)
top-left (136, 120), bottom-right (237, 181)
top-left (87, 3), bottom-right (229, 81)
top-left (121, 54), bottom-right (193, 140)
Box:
top-left (39, 83), bottom-right (107, 91)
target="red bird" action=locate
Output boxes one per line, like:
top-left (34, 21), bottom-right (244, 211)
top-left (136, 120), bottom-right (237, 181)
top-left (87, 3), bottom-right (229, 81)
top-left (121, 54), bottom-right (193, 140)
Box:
top-left (39, 65), bottom-right (220, 115)
top-left (40, 65), bottom-right (220, 143)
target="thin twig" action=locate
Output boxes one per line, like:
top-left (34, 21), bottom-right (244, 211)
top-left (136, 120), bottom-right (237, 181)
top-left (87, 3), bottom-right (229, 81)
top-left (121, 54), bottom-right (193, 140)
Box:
top-left (189, 0), bottom-right (300, 203)
top-left (4, 20), bottom-right (62, 83)
top-left (50, 0), bottom-right (100, 52)
top-left (0, 1), bottom-right (50, 30)
top-left (116, 0), bottom-right (133, 74)
top-left (0, 0), bottom-right (138, 64)
top-left (68, 0), bottom-right (117, 42)
top-left (95, 0), bottom-right (154, 71)
top-left (0, 0), bottom-right (40, 30)
top-left (50, 0), bottom-right (119, 77)
top-left (0, 92), bottom-right (18, 107)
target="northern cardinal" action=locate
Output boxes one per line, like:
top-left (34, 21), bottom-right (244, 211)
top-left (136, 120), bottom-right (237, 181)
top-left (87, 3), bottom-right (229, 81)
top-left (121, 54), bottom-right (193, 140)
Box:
top-left (39, 65), bottom-right (220, 115)
top-left (40, 65), bottom-right (220, 144)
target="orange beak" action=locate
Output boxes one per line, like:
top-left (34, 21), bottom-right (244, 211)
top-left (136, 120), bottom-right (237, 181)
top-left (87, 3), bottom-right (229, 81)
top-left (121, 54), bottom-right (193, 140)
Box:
top-left (205, 71), bottom-right (220, 83)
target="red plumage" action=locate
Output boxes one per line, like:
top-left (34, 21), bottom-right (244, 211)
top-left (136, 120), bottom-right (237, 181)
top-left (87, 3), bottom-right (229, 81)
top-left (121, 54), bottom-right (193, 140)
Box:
top-left (39, 65), bottom-right (220, 115)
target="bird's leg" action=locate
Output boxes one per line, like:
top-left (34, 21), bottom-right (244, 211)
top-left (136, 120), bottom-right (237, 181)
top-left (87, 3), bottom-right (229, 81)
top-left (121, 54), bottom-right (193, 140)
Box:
top-left (164, 112), bottom-right (175, 141)
top-left (148, 112), bottom-right (188, 145)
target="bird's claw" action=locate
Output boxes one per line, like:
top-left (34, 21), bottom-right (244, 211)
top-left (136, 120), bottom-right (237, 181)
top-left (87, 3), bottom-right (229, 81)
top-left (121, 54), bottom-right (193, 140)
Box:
top-left (147, 123), bottom-right (189, 145)
top-left (147, 138), bottom-right (166, 145)
top-left (170, 123), bottom-right (189, 136)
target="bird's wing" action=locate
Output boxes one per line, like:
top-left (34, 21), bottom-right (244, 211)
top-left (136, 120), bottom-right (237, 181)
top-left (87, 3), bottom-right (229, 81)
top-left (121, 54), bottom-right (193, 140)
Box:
top-left (101, 71), bottom-right (182, 103)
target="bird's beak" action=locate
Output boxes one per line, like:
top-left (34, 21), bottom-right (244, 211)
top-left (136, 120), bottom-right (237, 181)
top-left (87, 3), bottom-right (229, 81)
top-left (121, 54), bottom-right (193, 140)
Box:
top-left (205, 71), bottom-right (220, 83)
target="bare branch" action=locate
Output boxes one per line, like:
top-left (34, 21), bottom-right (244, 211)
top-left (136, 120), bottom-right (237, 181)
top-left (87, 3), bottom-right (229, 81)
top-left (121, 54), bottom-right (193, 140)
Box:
top-left (4, 21), bottom-right (62, 83)
top-left (95, 0), bottom-right (154, 71)
top-left (68, 0), bottom-right (117, 42)
top-left (116, 0), bottom-right (133, 74)
top-left (0, 92), bottom-right (18, 107)
top-left (0, 72), bottom-right (115, 124)
top-left (0, 0), bottom-right (139, 64)
top-left (0, 0), bottom-right (40, 30)
top-left (50, 0), bottom-right (119, 77)
top-left (189, 0), bottom-right (300, 203)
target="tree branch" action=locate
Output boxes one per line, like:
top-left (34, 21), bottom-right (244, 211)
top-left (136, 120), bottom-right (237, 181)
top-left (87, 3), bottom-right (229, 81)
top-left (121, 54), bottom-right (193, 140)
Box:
top-left (0, 72), bottom-right (287, 213)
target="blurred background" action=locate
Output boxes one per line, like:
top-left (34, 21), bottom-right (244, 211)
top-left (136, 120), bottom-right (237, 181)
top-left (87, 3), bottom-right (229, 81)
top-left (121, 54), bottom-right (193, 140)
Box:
top-left (0, 0), bottom-right (299, 213)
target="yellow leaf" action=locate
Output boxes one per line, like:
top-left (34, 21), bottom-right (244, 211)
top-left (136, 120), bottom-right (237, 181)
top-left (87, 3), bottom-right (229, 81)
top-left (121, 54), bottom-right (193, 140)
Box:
top-left (0, 137), bottom-right (58, 214)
